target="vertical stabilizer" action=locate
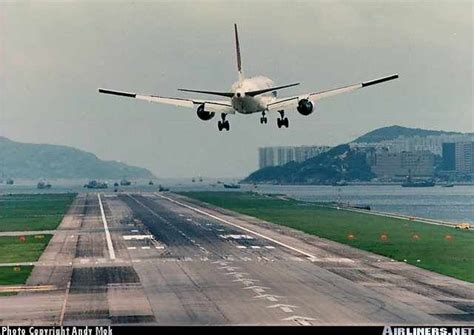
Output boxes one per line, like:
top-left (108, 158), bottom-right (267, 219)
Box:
top-left (234, 24), bottom-right (244, 81)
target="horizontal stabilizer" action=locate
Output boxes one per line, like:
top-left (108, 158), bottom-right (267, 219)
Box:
top-left (178, 88), bottom-right (234, 97)
top-left (245, 83), bottom-right (300, 97)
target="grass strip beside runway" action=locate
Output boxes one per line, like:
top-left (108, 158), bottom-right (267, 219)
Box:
top-left (0, 266), bottom-right (33, 286)
top-left (182, 191), bottom-right (474, 283)
top-left (0, 193), bottom-right (76, 231)
top-left (0, 235), bottom-right (52, 263)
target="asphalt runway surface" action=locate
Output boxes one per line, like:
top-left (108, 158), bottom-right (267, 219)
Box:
top-left (0, 192), bottom-right (472, 325)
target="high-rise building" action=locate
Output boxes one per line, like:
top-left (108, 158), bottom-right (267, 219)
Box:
top-left (442, 143), bottom-right (456, 171)
top-left (454, 142), bottom-right (474, 173)
top-left (371, 150), bottom-right (435, 178)
top-left (357, 134), bottom-right (474, 155)
top-left (258, 146), bottom-right (331, 169)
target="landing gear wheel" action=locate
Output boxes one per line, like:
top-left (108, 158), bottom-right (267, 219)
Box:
top-left (277, 117), bottom-right (289, 128)
top-left (223, 120), bottom-right (230, 131)
top-left (260, 117), bottom-right (268, 124)
top-left (218, 114), bottom-right (230, 131)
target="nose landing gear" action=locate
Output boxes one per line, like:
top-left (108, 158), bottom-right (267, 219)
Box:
top-left (260, 111), bottom-right (268, 124)
top-left (218, 113), bottom-right (230, 131)
top-left (277, 110), bottom-right (289, 128)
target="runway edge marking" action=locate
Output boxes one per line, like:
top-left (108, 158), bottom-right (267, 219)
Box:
top-left (98, 193), bottom-right (116, 260)
top-left (155, 193), bottom-right (317, 261)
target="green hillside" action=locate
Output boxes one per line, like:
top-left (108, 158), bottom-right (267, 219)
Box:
top-left (0, 136), bottom-right (153, 179)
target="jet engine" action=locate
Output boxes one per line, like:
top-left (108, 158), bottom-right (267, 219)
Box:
top-left (196, 104), bottom-right (215, 121)
top-left (296, 99), bottom-right (314, 116)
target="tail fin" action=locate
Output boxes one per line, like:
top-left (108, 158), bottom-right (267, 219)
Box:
top-left (234, 24), bottom-right (243, 81)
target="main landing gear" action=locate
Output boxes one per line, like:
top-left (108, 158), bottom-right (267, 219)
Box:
top-left (218, 113), bottom-right (230, 131)
top-left (260, 111), bottom-right (268, 124)
top-left (277, 110), bottom-right (289, 128)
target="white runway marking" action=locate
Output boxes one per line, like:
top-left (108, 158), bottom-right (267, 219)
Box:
top-left (98, 193), bottom-right (116, 260)
top-left (141, 246), bottom-right (151, 250)
top-left (127, 247), bottom-right (137, 250)
top-left (131, 229), bottom-right (139, 233)
top-left (220, 234), bottom-right (254, 240)
top-left (236, 245), bottom-right (247, 249)
top-left (156, 193), bottom-right (317, 261)
top-left (123, 234), bottom-right (154, 240)
top-left (265, 246), bottom-right (275, 249)
top-left (251, 246), bottom-right (261, 249)
top-left (267, 304), bottom-right (298, 313)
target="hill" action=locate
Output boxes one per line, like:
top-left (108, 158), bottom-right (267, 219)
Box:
top-left (352, 125), bottom-right (469, 143)
top-left (243, 144), bottom-right (373, 184)
top-left (0, 136), bottom-right (154, 180)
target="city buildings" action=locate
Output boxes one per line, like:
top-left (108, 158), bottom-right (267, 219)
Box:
top-left (259, 146), bottom-right (331, 168)
top-left (371, 150), bottom-right (435, 178)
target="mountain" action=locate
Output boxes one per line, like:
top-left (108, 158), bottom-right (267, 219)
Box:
top-left (0, 136), bottom-right (154, 180)
top-left (243, 144), bottom-right (374, 184)
top-left (352, 125), bottom-right (469, 143)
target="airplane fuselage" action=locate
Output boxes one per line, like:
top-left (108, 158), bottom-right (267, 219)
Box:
top-left (230, 76), bottom-right (276, 114)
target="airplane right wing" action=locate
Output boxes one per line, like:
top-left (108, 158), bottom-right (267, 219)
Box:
top-left (267, 74), bottom-right (398, 111)
top-left (98, 88), bottom-right (235, 114)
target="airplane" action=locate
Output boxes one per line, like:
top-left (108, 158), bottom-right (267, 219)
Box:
top-left (99, 24), bottom-right (398, 132)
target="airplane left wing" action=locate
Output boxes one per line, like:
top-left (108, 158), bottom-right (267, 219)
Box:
top-left (98, 88), bottom-right (235, 114)
top-left (267, 74), bottom-right (398, 111)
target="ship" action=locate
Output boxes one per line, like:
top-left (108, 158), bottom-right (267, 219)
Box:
top-left (148, 180), bottom-right (154, 186)
top-left (332, 180), bottom-right (348, 187)
top-left (6, 178), bottom-right (14, 185)
top-left (442, 183), bottom-right (454, 188)
top-left (401, 177), bottom-right (435, 188)
top-left (223, 183), bottom-right (241, 189)
top-left (37, 180), bottom-right (52, 189)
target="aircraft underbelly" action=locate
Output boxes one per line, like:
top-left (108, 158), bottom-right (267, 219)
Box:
top-left (233, 97), bottom-right (264, 114)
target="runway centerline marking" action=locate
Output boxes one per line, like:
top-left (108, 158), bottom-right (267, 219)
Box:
top-left (98, 193), bottom-right (116, 260)
top-left (155, 193), bottom-right (317, 261)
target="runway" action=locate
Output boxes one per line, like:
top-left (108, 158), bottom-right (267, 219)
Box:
top-left (0, 192), bottom-right (472, 325)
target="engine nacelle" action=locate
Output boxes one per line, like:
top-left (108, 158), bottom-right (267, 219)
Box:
top-left (296, 99), bottom-right (314, 116)
top-left (196, 104), bottom-right (215, 121)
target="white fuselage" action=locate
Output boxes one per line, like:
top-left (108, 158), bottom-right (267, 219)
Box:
top-left (230, 76), bottom-right (276, 114)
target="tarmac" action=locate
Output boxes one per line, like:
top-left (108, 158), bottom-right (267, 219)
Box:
top-left (0, 192), bottom-right (472, 325)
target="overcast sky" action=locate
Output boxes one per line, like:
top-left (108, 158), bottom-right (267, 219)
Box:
top-left (0, 0), bottom-right (472, 178)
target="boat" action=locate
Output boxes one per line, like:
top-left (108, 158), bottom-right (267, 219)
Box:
top-left (332, 180), bottom-right (348, 187)
top-left (83, 180), bottom-right (108, 189)
top-left (148, 180), bottom-right (154, 186)
top-left (401, 179), bottom-right (435, 187)
top-left (442, 183), bottom-right (454, 188)
top-left (120, 179), bottom-right (131, 186)
top-left (37, 180), bottom-right (52, 189)
top-left (401, 168), bottom-right (435, 188)
top-left (158, 185), bottom-right (170, 192)
top-left (6, 178), bottom-right (14, 185)
top-left (223, 183), bottom-right (241, 189)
